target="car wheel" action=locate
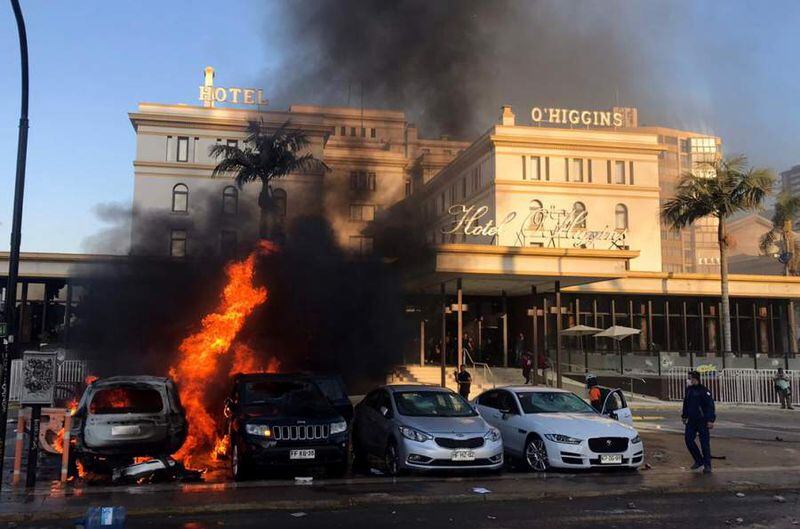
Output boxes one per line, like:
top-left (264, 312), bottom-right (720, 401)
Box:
top-left (231, 442), bottom-right (250, 481)
top-left (384, 441), bottom-right (401, 477)
top-left (524, 435), bottom-right (549, 472)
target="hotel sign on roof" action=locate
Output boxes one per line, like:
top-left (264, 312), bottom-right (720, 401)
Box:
top-left (530, 107), bottom-right (624, 127)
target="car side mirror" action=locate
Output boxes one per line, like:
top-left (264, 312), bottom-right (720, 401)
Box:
top-left (379, 406), bottom-right (390, 418)
top-left (500, 408), bottom-right (512, 419)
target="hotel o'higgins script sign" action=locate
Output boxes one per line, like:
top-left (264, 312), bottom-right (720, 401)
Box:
top-left (442, 201), bottom-right (628, 250)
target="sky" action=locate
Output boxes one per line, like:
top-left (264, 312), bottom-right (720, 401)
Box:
top-left (1, 1), bottom-right (799, 254)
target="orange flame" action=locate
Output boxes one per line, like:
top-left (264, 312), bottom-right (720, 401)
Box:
top-left (169, 244), bottom-right (278, 467)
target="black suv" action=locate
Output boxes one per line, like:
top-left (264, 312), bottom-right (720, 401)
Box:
top-left (224, 373), bottom-right (349, 480)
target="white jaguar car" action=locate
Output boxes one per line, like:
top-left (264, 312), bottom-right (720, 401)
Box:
top-left (474, 386), bottom-right (643, 471)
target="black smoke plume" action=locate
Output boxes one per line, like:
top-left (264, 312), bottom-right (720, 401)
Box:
top-left (73, 192), bottom-right (404, 393)
top-left (267, 0), bottom-right (710, 139)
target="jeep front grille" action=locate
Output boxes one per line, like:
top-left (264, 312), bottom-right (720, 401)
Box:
top-left (273, 424), bottom-right (329, 441)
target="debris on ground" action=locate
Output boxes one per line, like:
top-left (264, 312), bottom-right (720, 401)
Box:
top-left (472, 487), bottom-right (491, 494)
top-left (111, 457), bottom-right (202, 485)
top-left (776, 436), bottom-right (784, 442)
top-left (735, 518), bottom-right (744, 524)
top-left (290, 512), bottom-right (307, 518)
top-left (736, 492), bottom-right (746, 498)
top-left (627, 502), bottom-right (637, 509)
top-left (641, 463), bottom-right (653, 470)
top-left (774, 495), bottom-right (786, 503)
top-left (294, 476), bottom-right (313, 485)
top-left (487, 515), bottom-right (497, 520)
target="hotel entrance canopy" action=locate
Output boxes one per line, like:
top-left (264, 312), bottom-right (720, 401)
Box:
top-left (405, 244), bottom-right (639, 294)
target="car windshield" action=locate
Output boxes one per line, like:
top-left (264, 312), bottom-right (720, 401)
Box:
top-left (90, 387), bottom-right (164, 415)
top-left (393, 391), bottom-right (477, 417)
top-left (516, 391), bottom-right (596, 414)
top-left (242, 380), bottom-right (333, 417)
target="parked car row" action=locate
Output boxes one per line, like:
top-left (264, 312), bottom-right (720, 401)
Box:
top-left (69, 373), bottom-right (643, 481)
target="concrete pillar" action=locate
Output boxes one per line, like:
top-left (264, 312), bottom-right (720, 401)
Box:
top-left (502, 290), bottom-right (508, 368)
top-left (440, 283), bottom-right (447, 387)
top-left (555, 281), bottom-right (563, 389)
top-left (530, 285), bottom-right (538, 384)
top-left (457, 278), bottom-right (463, 367)
top-left (789, 300), bottom-right (798, 356)
top-left (419, 319), bottom-right (425, 366)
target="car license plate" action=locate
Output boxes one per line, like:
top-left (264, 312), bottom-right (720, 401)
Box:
top-left (451, 449), bottom-right (475, 461)
top-left (290, 449), bottom-right (316, 460)
top-left (111, 425), bottom-right (140, 436)
top-left (600, 454), bottom-right (623, 464)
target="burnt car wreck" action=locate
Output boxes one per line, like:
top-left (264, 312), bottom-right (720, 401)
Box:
top-left (70, 376), bottom-right (196, 483)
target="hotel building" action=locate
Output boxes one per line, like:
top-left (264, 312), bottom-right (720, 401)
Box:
top-left (3, 68), bottom-right (799, 375)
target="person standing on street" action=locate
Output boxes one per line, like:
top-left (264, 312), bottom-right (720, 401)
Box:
top-left (456, 364), bottom-right (472, 399)
top-left (774, 368), bottom-right (794, 410)
top-left (682, 370), bottom-right (716, 473)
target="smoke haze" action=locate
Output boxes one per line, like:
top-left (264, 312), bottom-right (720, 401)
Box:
top-left (265, 0), bottom-right (790, 164)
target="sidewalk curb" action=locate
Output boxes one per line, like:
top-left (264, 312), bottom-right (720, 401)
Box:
top-left (1, 479), bottom-right (798, 523)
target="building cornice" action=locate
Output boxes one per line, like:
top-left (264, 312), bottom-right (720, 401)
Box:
top-left (434, 243), bottom-right (640, 261)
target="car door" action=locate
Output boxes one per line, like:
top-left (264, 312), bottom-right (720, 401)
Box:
top-left (372, 390), bottom-right (396, 454)
top-left (601, 389), bottom-right (633, 425)
top-left (495, 390), bottom-right (527, 455)
top-left (475, 390), bottom-right (501, 429)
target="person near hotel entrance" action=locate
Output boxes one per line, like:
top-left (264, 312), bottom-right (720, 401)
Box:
top-left (521, 351), bottom-right (533, 384)
top-left (455, 364), bottom-right (472, 399)
top-left (682, 370), bottom-right (716, 473)
top-left (514, 332), bottom-right (525, 367)
top-left (774, 368), bottom-right (794, 410)
top-left (586, 374), bottom-right (604, 412)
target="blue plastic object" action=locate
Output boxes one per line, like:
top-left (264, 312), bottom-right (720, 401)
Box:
top-left (79, 506), bottom-right (126, 528)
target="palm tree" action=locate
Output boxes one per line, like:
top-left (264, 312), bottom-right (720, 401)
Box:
top-left (661, 155), bottom-right (774, 356)
top-left (210, 120), bottom-right (326, 240)
top-left (759, 192), bottom-right (800, 276)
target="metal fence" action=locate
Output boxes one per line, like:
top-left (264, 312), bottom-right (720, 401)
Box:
top-left (9, 359), bottom-right (86, 403)
top-left (666, 366), bottom-right (799, 405)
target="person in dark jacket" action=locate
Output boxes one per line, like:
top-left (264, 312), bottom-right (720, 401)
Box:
top-left (682, 370), bottom-right (716, 473)
top-left (455, 365), bottom-right (472, 399)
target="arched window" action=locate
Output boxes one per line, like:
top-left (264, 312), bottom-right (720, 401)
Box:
top-left (615, 204), bottom-right (628, 230)
top-left (573, 201), bottom-right (587, 228)
top-left (222, 186), bottom-right (238, 216)
top-left (273, 188), bottom-right (287, 218)
top-left (172, 184), bottom-right (188, 213)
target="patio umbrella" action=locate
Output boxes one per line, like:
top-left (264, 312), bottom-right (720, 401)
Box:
top-left (559, 325), bottom-right (602, 373)
top-left (595, 326), bottom-right (641, 373)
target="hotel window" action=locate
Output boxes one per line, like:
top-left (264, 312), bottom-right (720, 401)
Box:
top-left (170, 229), bottom-right (187, 257)
top-left (350, 127), bottom-right (357, 136)
top-left (615, 204), bottom-right (628, 230)
top-left (176, 137), bottom-right (189, 162)
top-left (587, 159), bottom-right (593, 182)
top-left (361, 127), bottom-right (366, 138)
top-left (614, 161), bottom-right (626, 184)
top-left (172, 184), bottom-right (189, 213)
top-left (273, 188), bottom-right (287, 218)
top-left (349, 171), bottom-right (376, 191)
top-left (405, 179), bottom-right (412, 197)
top-left (529, 156), bottom-right (542, 181)
top-left (222, 186), bottom-right (238, 216)
top-left (349, 236), bottom-right (374, 256)
top-left (340, 126), bottom-right (346, 136)
top-left (349, 204), bottom-right (376, 221)
top-left (545, 157), bottom-right (550, 181)
top-left (629, 161), bottom-right (635, 185)
top-left (570, 158), bottom-right (584, 182)
top-left (573, 202), bottom-right (587, 228)
top-left (220, 230), bottom-right (237, 257)
top-left (226, 139), bottom-right (239, 150)
top-left (370, 128), bottom-right (376, 138)
top-left (606, 160), bottom-right (612, 184)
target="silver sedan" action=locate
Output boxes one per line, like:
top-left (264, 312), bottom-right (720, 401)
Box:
top-left (352, 384), bottom-right (503, 475)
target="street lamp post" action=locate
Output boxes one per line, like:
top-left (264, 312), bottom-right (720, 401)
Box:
top-left (0, 0), bottom-right (31, 488)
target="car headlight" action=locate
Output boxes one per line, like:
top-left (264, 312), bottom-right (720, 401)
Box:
top-left (484, 427), bottom-right (501, 443)
top-left (398, 425), bottom-right (433, 442)
top-left (544, 433), bottom-right (582, 445)
top-left (330, 420), bottom-right (348, 435)
top-left (631, 435), bottom-right (641, 444)
top-left (245, 424), bottom-right (272, 437)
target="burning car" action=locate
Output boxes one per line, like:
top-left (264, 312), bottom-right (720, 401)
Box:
top-left (70, 376), bottom-right (187, 472)
top-left (224, 373), bottom-right (349, 480)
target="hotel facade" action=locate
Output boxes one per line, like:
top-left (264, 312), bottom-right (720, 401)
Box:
top-left (120, 69), bottom-right (800, 375)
